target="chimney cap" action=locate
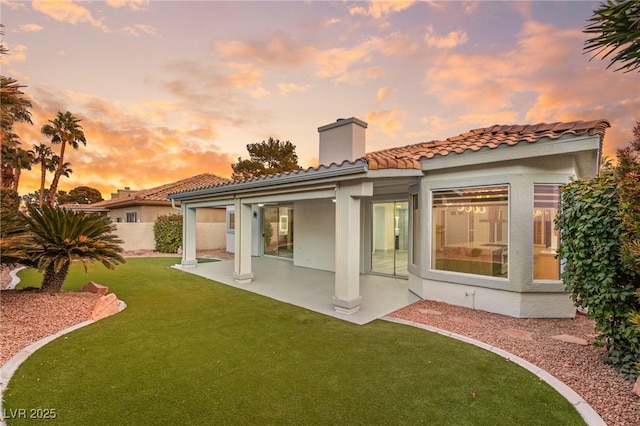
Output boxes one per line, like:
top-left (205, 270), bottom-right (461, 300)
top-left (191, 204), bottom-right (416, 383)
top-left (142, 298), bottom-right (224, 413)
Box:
top-left (318, 117), bottom-right (368, 132)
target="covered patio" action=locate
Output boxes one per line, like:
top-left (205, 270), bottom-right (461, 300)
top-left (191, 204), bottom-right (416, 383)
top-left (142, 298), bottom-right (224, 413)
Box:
top-left (173, 257), bottom-right (420, 325)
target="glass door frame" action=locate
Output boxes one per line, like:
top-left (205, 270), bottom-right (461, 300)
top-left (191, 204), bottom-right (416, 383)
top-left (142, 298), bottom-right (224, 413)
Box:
top-left (369, 198), bottom-right (409, 277)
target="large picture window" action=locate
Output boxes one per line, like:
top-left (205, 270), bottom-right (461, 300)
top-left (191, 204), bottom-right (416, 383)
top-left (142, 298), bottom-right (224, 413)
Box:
top-left (432, 186), bottom-right (508, 278)
top-left (533, 185), bottom-right (561, 280)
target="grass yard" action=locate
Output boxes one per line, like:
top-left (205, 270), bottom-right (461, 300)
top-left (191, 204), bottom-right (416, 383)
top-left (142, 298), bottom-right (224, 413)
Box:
top-left (5, 258), bottom-right (585, 425)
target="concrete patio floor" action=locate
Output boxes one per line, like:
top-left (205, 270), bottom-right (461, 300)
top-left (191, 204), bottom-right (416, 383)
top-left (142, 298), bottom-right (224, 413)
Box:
top-left (173, 257), bottom-right (420, 325)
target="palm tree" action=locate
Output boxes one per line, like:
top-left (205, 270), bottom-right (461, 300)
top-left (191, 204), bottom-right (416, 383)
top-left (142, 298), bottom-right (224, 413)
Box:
top-left (33, 143), bottom-right (55, 206)
top-left (9, 147), bottom-right (35, 191)
top-left (41, 111), bottom-right (86, 206)
top-left (0, 76), bottom-right (33, 147)
top-left (1, 204), bottom-right (125, 292)
top-left (584, 0), bottom-right (640, 73)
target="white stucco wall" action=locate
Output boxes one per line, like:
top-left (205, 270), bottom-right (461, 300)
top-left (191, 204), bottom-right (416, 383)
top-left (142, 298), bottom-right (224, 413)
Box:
top-left (410, 156), bottom-right (581, 318)
top-left (294, 199), bottom-right (335, 271)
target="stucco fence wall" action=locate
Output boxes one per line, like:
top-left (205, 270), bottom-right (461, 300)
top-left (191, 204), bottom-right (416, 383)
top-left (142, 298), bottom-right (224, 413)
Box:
top-left (113, 223), bottom-right (226, 252)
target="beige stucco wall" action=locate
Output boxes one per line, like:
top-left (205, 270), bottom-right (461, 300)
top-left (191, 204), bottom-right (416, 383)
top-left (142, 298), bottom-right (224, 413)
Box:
top-left (113, 222), bottom-right (226, 252)
top-left (109, 206), bottom-right (225, 223)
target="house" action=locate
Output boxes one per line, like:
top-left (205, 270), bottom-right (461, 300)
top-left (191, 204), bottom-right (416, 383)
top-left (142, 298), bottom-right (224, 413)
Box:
top-left (91, 173), bottom-right (230, 251)
top-left (168, 117), bottom-right (609, 318)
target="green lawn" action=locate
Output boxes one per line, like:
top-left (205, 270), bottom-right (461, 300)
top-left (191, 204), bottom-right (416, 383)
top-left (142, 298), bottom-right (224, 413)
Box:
top-left (5, 258), bottom-right (584, 425)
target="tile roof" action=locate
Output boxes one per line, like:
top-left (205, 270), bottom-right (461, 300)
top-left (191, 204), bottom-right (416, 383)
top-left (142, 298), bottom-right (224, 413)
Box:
top-left (169, 119), bottom-right (610, 197)
top-left (364, 119), bottom-right (610, 170)
top-left (93, 173), bottom-right (230, 206)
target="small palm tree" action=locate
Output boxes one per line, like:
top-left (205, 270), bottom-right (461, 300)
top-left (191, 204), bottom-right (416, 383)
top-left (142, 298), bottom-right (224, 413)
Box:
top-left (3, 205), bottom-right (125, 292)
top-left (41, 111), bottom-right (86, 206)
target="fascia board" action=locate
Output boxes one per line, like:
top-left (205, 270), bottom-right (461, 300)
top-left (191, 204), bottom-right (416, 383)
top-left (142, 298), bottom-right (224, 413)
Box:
top-left (170, 161), bottom-right (368, 201)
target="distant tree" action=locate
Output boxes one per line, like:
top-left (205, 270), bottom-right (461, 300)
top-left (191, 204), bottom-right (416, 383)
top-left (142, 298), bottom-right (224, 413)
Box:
top-left (0, 205), bottom-right (125, 292)
top-left (33, 143), bottom-right (56, 206)
top-left (58, 186), bottom-right (103, 205)
top-left (231, 137), bottom-right (300, 180)
top-left (41, 111), bottom-right (86, 206)
top-left (1, 146), bottom-right (34, 191)
top-left (584, 0), bottom-right (640, 73)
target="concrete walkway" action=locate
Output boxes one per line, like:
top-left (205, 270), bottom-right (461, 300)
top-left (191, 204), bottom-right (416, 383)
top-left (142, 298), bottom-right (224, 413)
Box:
top-left (173, 257), bottom-right (420, 325)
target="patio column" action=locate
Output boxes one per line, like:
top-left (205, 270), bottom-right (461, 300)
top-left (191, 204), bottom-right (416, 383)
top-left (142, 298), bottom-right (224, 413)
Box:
top-left (233, 199), bottom-right (254, 284)
top-left (181, 205), bottom-right (197, 268)
top-left (333, 181), bottom-right (373, 314)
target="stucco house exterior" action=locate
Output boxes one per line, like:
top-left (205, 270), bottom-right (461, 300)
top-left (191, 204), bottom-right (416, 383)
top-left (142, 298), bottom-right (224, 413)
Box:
top-left (169, 117), bottom-right (609, 318)
top-left (88, 173), bottom-right (230, 251)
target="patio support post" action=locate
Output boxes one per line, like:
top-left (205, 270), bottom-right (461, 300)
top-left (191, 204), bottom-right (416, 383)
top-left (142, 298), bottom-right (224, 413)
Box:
top-left (233, 199), bottom-right (254, 284)
top-left (333, 181), bottom-right (373, 314)
top-left (181, 206), bottom-right (198, 268)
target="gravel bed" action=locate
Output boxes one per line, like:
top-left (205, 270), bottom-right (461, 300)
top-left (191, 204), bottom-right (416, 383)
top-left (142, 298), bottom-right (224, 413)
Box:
top-left (390, 300), bottom-right (640, 426)
top-left (1, 262), bottom-right (637, 424)
top-left (0, 290), bottom-right (99, 365)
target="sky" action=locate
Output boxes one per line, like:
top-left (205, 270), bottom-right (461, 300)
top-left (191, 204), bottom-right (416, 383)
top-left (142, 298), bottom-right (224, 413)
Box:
top-left (2, 0), bottom-right (639, 198)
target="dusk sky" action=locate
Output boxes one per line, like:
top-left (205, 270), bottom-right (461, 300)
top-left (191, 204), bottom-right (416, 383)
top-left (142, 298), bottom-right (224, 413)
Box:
top-left (2, 0), bottom-right (639, 197)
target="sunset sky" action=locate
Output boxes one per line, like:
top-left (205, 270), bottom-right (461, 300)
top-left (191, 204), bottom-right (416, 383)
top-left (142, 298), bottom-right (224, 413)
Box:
top-left (2, 0), bottom-right (639, 198)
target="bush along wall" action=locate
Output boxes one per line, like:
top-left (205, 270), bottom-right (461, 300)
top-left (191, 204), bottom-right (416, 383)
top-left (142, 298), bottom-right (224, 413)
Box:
top-left (556, 164), bottom-right (640, 380)
top-left (153, 214), bottom-right (183, 253)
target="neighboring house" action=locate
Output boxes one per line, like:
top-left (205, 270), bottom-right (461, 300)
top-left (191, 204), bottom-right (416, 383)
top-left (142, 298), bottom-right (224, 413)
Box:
top-left (169, 117), bottom-right (609, 318)
top-left (89, 173), bottom-right (230, 251)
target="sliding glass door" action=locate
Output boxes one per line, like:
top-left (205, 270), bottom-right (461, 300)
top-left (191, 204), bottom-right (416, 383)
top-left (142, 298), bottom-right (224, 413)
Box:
top-left (263, 206), bottom-right (294, 258)
top-left (371, 201), bottom-right (408, 276)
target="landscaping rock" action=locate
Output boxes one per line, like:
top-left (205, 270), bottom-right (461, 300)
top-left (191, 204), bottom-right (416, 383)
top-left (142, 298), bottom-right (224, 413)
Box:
top-left (502, 328), bottom-right (533, 340)
top-left (81, 281), bottom-right (109, 296)
top-left (90, 293), bottom-right (119, 321)
top-left (418, 309), bottom-right (443, 315)
top-left (633, 377), bottom-right (640, 397)
top-left (551, 334), bottom-right (588, 346)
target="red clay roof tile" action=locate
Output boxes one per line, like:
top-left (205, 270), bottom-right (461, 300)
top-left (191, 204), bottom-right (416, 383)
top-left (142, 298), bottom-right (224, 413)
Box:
top-left (362, 119), bottom-right (609, 170)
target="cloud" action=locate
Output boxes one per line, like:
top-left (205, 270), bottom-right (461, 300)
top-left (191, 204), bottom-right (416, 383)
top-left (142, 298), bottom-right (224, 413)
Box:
top-left (16, 89), bottom-right (236, 196)
top-left (1, 43), bottom-right (27, 64)
top-left (227, 63), bottom-right (263, 88)
top-left (424, 26), bottom-right (468, 49)
top-left (422, 19), bottom-right (640, 155)
top-left (32, 0), bottom-right (108, 31)
top-left (349, 1), bottom-right (415, 19)
top-left (376, 87), bottom-right (391, 102)
top-left (278, 82), bottom-right (311, 95)
top-left (325, 18), bottom-right (341, 27)
top-left (214, 34), bottom-right (315, 67)
top-left (0, 0), bottom-right (26, 10)
top-left (19, 23), bottom-right (43, 32)
top-left (120, 24), bottom-right (157, 36)
top-left (106, 0), bottom-right (150, 11)
top-left (366, 109), bottom-right (407, 138)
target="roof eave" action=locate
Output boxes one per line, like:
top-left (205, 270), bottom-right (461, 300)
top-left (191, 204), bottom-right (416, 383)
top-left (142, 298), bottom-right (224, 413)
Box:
top-left (169, 161), bottom-right (369, 201)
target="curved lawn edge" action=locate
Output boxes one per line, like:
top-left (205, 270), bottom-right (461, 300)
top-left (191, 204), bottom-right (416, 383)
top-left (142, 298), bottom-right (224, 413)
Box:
top-left (383, 316), bottom-right (606, 426)
top-left (5, 266), bottom-right (27, 290)
top-left (0, 300), bottom-right (127, 426)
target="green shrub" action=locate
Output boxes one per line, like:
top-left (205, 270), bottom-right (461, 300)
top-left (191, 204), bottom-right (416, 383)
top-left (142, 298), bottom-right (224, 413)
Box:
top-left (153, 214), bottom-right (183, 253)
top-left (556, 164), bottom-right (640, 379)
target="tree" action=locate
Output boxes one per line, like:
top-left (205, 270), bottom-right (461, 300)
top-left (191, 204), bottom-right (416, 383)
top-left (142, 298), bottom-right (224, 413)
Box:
top-left (0, 205), bottom-right (125, 292)
top-left (58, 186), bottom-right (103, 205)
top-left (584, 0), bottom-right (640, 73)
top-left (41, 111), bottom-right (86, 206)
top-left (231, 137), bottom-right (300, 180)
top-left (33, 143), bottom-right (56, 206)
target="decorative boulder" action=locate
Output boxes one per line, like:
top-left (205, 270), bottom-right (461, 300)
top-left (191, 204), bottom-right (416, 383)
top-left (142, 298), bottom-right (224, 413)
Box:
top-left (633, 376), bottom-right (640, 397)
top-left (91, 293), bottom-right (119, 321)
top-left (81, 281), bottom-right (109, 296)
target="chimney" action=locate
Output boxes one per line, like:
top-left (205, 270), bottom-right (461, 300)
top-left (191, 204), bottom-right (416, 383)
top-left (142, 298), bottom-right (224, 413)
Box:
top-left (318, 117), bottom-right (367, 166)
